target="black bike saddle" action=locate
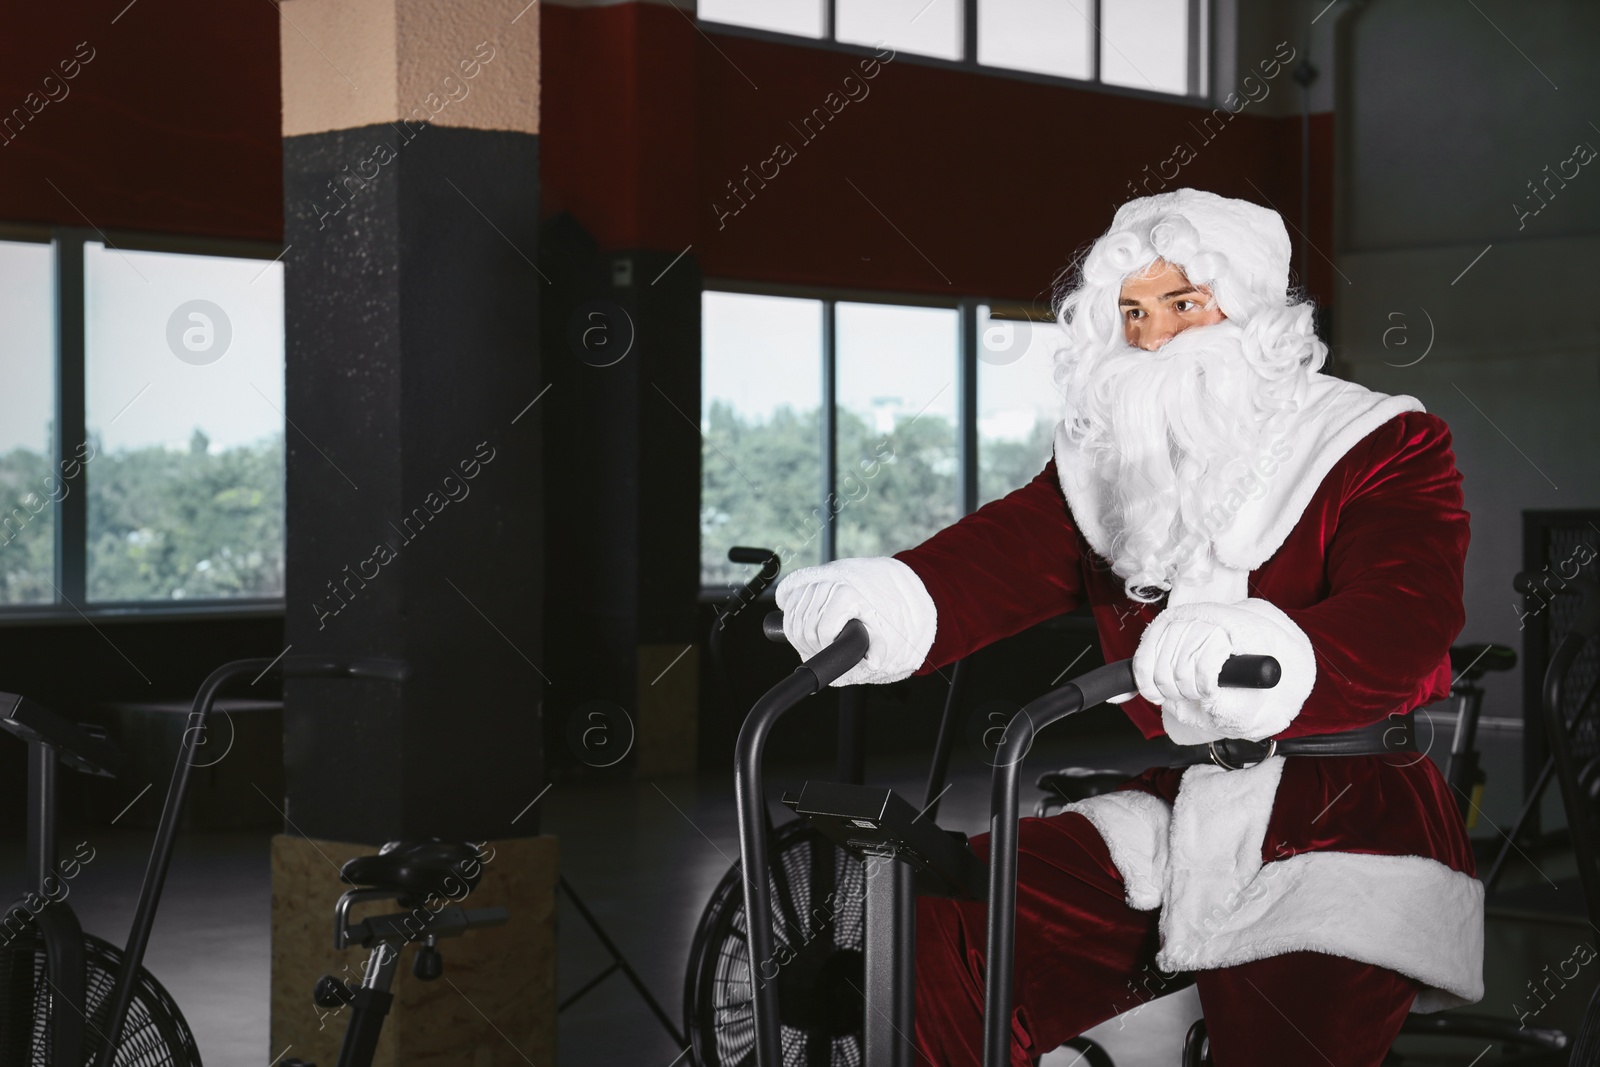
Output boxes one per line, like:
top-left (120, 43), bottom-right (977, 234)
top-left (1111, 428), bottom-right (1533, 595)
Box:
top-left (1449, 643), bottom-right (1516, 682)
top-left (1036, 767), bottom-right (1130, 803)
top-left (340, 838), bottom-right (486, 899)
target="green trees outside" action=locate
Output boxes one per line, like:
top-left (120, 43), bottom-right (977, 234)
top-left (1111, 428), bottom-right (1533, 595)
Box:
top-left (0, 430), bottom-right (285, 604)
top-left (700, 400), bottom-right (1056, 587)
top-left (0, 448), bottom-right (55, 604)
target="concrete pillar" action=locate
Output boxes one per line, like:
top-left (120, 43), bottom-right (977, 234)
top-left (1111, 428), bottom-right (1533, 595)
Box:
top-left (274, 2), bottom-right (553, 1059)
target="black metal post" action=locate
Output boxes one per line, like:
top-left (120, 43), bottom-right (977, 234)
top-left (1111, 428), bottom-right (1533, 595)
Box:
top-left (923, 658), bottom-right (967, 822)
top-left (863, 854), bottom-right (915, 1067)
top-left (737, 617), bottom-right (870, 1067)
top-left (26, 741), bottom-right (56, 897)
top-left (837, 685), bottom-right (867, 786)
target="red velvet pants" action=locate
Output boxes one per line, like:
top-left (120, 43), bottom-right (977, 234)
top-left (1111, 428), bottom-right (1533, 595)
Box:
top-left (913, 811), bottom-right (1420, 1066)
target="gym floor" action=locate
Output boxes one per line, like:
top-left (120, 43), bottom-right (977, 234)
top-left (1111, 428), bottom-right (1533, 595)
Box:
top-left (6, 708), bottom-right (1586, 1066)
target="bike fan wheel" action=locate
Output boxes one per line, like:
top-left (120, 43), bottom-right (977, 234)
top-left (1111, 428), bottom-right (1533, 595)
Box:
top-left (0, 928), bottom-right (201, 1066)
top-left (684, 819), bottom-right (868, 1067)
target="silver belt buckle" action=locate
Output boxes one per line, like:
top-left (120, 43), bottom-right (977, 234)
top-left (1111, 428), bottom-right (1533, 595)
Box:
top-left (1208, 738), bottom-right (1277, 770)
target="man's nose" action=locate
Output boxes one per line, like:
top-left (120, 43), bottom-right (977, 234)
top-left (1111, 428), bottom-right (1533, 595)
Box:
top-left (1140, 314), bottom-right (1186, 351)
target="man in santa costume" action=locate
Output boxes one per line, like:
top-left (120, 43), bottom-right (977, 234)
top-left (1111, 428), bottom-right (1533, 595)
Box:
top-left (775, 188), bottom-right (1480, 1064)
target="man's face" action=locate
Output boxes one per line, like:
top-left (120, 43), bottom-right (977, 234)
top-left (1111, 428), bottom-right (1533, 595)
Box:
top-left (1117, 258), bottom-right (1227, 351)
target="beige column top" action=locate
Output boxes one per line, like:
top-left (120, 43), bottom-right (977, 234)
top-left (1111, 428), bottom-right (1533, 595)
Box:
top-left (280, 0), bottom-right (539, 137)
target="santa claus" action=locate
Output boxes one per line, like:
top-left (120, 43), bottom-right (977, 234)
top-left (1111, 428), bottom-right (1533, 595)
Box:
top-left (774, 188), bottom-right (1479, 1065)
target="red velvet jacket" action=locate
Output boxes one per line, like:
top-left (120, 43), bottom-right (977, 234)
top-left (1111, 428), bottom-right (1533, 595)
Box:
top-left (892, 411), bottom-right (1476, 874)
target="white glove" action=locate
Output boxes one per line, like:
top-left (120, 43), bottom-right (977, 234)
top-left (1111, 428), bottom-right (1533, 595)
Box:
top-left (1132, 598), bottom-right (1316, 745)
top-left (773, 557), bottom-right (938, 687)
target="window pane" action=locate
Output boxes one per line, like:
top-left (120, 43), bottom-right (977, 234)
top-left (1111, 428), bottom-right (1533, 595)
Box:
top-left (84, 243), bottom-right (285, 602)
top-left (978, 0), bottom-right (1093, 79)
top-left (834, 302), bottom-right (959, 558)
top-left (699, 0), bottom-right (826, 38)
top-left (0, 241), bottom-right (57, 605)
top-left (837, 0), bottom-right (963, 61)
top-left (701, 291), bottom-right (825, 587)
top-left (976, 308), bottom-right (1066, 508)
top-left (1100, 0), bottom-right (1189, 94)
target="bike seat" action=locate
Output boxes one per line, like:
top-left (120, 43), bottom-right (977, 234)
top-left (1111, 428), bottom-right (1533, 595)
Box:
top-left (1035, 767), bottom-right (1130, 804)
top-left (340, 839), bottom-right (485, 898)
top-left (1449, 643), bottom-right (1516, 681)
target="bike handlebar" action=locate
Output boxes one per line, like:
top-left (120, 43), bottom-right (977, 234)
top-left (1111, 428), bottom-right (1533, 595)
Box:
top-left (743, 609), bottom-right (1281, 1067)
top-left (762, 609), bottom-right (1281, 692)
top-left (94, 653), bottom-right (407, 1065)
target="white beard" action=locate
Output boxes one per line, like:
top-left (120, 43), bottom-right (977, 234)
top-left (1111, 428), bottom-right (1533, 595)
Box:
top-left (1059, 319), bottom-right (1290, 599)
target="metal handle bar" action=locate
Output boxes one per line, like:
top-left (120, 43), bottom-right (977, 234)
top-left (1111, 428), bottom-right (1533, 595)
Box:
top-left (980, 654), bottom-right (1277, 1067)
top-left (95, 655), bottom-right (407, 1065)
top-left (746, 609), bottom-right (1278, 1067)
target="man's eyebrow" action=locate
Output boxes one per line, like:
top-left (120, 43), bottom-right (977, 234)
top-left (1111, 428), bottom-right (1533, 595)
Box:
top-left (1159, 287), bottom-right (1202, 300)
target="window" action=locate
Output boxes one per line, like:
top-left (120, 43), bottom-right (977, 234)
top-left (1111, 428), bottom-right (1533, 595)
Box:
top-left (0, 230), bottom-right (285, 616)
top-left (975, 305), bottom-right (1066, 507)
top-left (836, 0), bottom-right (962, 61)
top-left (700, 291), bottom-right (825, 588)
top-left (1098, 0), bottom-right (1191, 95)
top-left (698, 0), bottom-right (826, 39)
top-left (977, 0), bottom-right (1093, 81)
top-left (698, 0), bottom-right (1208, 101)
top-left (833, 301), bottom-right (960, 556)
top-left (700, 287), bottom-right (1063, 589)
top-left (0, 241), bottom-right (58, 605)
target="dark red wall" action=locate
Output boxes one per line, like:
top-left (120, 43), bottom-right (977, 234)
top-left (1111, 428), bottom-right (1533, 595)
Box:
top-left (0, 0), bottom-right (281, 242)
top-left (541, 2), bottom-right (1336, 306)
top-left (0, 1), bottom-right (1334, 299)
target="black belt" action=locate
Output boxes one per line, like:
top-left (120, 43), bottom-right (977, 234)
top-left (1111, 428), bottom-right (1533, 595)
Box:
top-left (1166, 712), bottom-right (1418, 770)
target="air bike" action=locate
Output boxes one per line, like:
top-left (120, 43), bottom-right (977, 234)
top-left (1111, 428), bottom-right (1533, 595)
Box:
top-left (733, 610), bottom-right (1281, 1067)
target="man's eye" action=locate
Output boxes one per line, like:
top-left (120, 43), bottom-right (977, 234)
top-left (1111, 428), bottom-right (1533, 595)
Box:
top-left (1124, 308), bottom-right (1143, 320)
top-left (1174, 299), bottom-right (1197, 312)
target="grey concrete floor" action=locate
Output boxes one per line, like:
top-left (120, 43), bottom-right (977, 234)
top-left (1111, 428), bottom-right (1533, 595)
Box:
top-left (0, 706), bottom-right (1590, 1066)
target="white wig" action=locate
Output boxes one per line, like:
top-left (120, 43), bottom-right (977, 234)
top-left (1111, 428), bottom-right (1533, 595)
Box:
top-left (1050, 188), bottom-right (1329, 600)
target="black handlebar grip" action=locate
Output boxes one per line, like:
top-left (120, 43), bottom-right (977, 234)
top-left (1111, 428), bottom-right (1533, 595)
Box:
top-left (1217, 654), bottom-right (1281, 689)
top-left (729, 546), bottom-right (779, 566)
top-left (763, 610), bottom-right (786, 643)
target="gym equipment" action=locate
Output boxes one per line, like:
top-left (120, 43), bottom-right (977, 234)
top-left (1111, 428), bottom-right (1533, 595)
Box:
top-left (1522, 567), bottom-right (1600, 1063)
top-left (0, 655), bottom-right (503, 1067)
top-left (739, 604), bottom-right (1580, 1066)
top-left (1164, 579), bottom-right (1583, 1064)
top-left (1034, 641), bottom-right (1518, 823)
top-left (974, 642), bottom-right (1280, 1067)
top-left (1441, 643), bottom-right (1517, 828)
top-left (290, 838), bottom-right (508, 1067)
top-left (687, 545), bottom-right (969, 1067)
top-left (0, 690), bottom-right (187, 1067)
top-left (733, 607), bottom-right (1280, 1067)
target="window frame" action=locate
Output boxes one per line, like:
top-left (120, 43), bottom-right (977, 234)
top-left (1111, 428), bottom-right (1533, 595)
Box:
top-left (699, 278), bottom-right (1058, 601)
top-left (698, 0), bottom-right (1213, 104)
top-left (0, 221), bottom-right (288, 625)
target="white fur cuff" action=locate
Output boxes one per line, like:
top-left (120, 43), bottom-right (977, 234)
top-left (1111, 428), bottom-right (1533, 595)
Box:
top-left (773, 556), bottom-right (939, 686)
top-left (1060, 789), bottom-right (1173, 910)
top-left (1157, 597), bottom-right (1317, 744)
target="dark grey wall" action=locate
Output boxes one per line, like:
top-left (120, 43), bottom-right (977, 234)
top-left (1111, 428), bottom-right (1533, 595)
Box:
top-left (1334, 0), bottom-right (1600, 727)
